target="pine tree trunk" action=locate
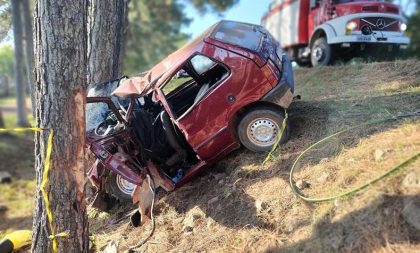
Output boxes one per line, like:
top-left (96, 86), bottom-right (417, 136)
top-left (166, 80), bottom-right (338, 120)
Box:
top-left (11, 0), bottom-right (29, 127)
top-left (88, 0), bottom-right (129, 85)
top-left (22, 0), bottom-right (36, 112)
top-left (4, 76), bottom-right (9, 97)
top-left (0, 109), bottom-right (4, 128)
top-left (31, 1), bottom-right (89, 253)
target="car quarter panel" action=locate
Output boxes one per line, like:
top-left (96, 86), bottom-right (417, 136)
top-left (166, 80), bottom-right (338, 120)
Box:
top-left (175, 43), bottom-right (273, 161)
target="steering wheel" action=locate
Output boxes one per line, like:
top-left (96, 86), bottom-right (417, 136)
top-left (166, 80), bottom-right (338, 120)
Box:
top-left (94, 111), bottom-right (119, 136)
top-left (94, 121), bottom-right (111, 136)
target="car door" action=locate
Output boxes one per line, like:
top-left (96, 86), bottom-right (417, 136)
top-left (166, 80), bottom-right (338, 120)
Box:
top-left (173, 47), bottom-right (272, 161)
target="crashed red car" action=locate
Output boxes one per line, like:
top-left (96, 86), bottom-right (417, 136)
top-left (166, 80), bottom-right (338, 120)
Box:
top-left (85, 20), bottom-right (295, 223)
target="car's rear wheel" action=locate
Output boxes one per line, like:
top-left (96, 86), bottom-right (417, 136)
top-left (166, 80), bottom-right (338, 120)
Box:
top-left (237, 107), bottom-right (290, 152)
top-left (108, 172), bottom-right (136, 202)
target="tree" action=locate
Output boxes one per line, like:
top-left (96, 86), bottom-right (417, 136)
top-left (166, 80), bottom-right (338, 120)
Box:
top-left (189, 0), bottom-right (239, 13)
top-left (124, 0), bottom-right (238, 74)
top-left (0, 0), bottom-right (11, 42)
top-left (405, 6), bottom-right (420, 58)
top-left (0, 109), bottom-right (4, 128)
top-left (22, 0), bottom-right (35, 110)
top-left (88, 0), bottom-right (129, 85)
top-left (31, 0), bottom-right (89, 252)
top-left (11, 0), bottom-right (29, 126)
top-left (0, 45), bottom-right (14, 97)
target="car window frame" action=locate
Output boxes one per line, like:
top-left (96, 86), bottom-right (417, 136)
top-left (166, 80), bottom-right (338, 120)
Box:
top-left (159, 52), bottom-right (231, 121)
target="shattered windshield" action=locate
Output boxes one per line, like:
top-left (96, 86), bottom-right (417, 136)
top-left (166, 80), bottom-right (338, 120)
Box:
top-left (86, 78), bottom-right (129, 132)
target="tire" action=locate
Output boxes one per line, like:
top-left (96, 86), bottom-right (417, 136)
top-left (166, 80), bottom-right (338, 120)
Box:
top-left (108, 172), bottom-right (136, 203)
top-left (237, 107), bottom-right (290, 152)
top-left (311, 37), bottom-right (332, 67)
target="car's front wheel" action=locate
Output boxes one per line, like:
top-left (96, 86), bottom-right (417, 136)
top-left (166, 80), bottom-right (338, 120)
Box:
top-left (108, 172), bottom-right (136, 203)
top-left (311, 37), bottom-right (332, 67)
top-left (237, 107), bottom-right (290, 152)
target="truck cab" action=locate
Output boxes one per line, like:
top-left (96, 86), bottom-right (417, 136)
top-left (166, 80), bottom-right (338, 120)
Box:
top-left (262, 0), bottom-right (410, 66)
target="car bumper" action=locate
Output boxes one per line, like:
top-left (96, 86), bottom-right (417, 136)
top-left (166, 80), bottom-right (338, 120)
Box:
top-left (330, 31), bottom-right (410, 45)
top-left (261, 54), bottom-right (294, 109)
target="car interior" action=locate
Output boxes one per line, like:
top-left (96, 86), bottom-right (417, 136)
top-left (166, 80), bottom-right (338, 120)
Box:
top-left (162, 54), bottom-right (230, 118)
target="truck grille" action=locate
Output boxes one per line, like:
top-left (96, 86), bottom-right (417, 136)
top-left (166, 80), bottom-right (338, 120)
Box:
top-left (360, 17), bottom-right (399, 32)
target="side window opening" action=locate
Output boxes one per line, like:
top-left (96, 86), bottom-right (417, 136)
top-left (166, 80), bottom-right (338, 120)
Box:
top-left (161, 54), bottom-right (229, 118)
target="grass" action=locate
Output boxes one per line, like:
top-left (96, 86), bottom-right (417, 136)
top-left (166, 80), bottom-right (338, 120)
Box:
top-left (0, 133), bottom-right (36, 239)
top-left (0, 96), bottom-right (32, 106)
top-left (0, 96), bottom-right (36, 240)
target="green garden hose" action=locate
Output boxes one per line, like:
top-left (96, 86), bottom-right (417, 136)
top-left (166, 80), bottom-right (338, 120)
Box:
top-left (288, 113), bottom-right (419, 203)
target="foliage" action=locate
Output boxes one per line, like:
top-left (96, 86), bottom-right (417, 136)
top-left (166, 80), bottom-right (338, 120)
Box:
top-left (0, 0), bottom-right (11, 42)
top-left (187, 0), bottom-right (239, 13)
top-left (0, 44), bottom-right (13, 78)
top-left (124, 0), bottom-right (238, 74)
top-left (405, 7), bottom-right (420, 58)
top-left (124, 0), bottom-right (191, 74)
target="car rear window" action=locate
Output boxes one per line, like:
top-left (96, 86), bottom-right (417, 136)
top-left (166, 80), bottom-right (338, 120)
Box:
top-left (212, 21), bottom-right (263, 51)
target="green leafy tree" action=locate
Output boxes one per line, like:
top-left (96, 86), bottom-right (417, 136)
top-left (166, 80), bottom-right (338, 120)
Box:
top-left (189, 0), bottom-right (239, 13)
top-left (0, 45), bottom-right (14, 97)
top-left (0, 0), bottom-right (11, 42)
top-left (405, 7), bottom-right (420, 58)
top-left (124, 0), bottom-right (238, 74)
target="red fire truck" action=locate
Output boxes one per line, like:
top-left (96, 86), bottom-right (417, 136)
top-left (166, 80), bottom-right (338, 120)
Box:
top-left (262, 0), bottom-right (410, 66)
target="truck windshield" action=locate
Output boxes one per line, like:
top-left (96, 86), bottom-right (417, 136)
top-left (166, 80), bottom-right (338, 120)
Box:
top-left (212, 21), bottom-right (263, 51)
top-left (332, 0), bottom-right (375, 3)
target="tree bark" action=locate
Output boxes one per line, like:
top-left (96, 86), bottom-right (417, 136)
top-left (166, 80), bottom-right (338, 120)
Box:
top-left (0, 76), bottom-right (9, 97)
top-left (22, 0), bottom-right (36, 112)
top-left (11, 0), bottom-right (29, 127)
top-left (87, 0), bottom-right (129, 86)
top-left (0, 108), bottom-right (4, 128)
top-left (32, 1), bottom-right (89, 253)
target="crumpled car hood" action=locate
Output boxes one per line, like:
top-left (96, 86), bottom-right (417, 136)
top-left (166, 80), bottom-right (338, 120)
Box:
top-left (112, 76), bottom-right (151, 98)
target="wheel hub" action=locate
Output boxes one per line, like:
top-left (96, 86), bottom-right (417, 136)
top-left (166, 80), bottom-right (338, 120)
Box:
top-left (116, 175), bottom-right (136, 195)
top-left (313, 47), bottom-right (324, 61)
top-left (247, 118), bottom-right (279, 147)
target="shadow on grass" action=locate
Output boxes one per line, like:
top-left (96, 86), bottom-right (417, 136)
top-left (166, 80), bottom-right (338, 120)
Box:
top-left (164, 92), bottom-right (419, 230)
top-left (264, 194), bottom-right (420, 253)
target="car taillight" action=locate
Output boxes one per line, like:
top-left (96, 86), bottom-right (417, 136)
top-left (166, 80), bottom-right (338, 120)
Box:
top-left (261, 59), bottom-right (279, 86)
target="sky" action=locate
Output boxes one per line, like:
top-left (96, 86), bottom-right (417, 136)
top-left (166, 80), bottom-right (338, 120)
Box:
top-left (182, 0), bottom-right (273, 38)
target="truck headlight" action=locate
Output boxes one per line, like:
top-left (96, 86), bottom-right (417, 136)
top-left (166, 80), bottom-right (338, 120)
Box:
top-left (400, 23), bottom-right (407, 32)
top-left (345, 21), bottom-right (357, 35)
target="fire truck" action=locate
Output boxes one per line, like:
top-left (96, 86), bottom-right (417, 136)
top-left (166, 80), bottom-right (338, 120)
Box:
top-left (262, 0), bottom-right (410, 66)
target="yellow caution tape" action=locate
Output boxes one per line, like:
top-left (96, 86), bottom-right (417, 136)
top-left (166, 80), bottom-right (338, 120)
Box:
top-left (3, 230), bottom-right (32, 249)
top-left (0, 127), bottom-right (68, 253)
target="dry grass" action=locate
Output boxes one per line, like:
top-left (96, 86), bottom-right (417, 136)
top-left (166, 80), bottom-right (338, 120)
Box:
top-left (90, 60), bottom-right (420, 253)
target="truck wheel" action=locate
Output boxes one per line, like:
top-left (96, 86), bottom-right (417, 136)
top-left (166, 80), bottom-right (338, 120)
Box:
top-left (108, 172), bottom-right (136, 203)
top-left (311, 37), bottom-right (332, 67)
top-left (237, 107), bottom-right (290, 152)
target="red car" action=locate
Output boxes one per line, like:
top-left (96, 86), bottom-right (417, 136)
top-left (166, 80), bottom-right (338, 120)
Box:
top-left (86, 20), bottom-right (295, 223)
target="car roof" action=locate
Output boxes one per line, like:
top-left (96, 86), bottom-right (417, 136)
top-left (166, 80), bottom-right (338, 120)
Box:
top-left (147, 20), bottom-right (262, 82)
top-left (145, 24), bottom-right (216, 84)
top-left (114, 21), bottom-right (263, 97)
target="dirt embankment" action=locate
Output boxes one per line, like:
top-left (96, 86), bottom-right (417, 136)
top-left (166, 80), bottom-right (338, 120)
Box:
top-left (90, 60), bottom-right (420, 253)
